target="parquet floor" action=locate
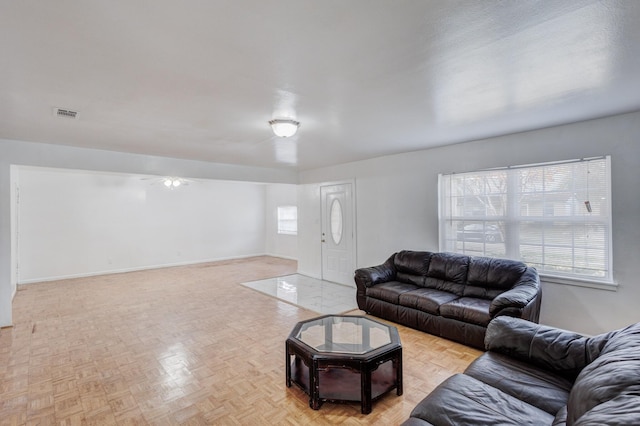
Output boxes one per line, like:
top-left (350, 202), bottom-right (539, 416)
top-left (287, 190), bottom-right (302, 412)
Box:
top-left (0, 256), bottom-right (481, 425)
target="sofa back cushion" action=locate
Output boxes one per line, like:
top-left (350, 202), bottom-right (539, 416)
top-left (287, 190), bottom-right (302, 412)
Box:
top-left (426, 252), bottom-right (469, 283)
top-left (566, 322), bottom-right (640, 424)
top-left (393, 250), bottom-right (432, 285)
top-left (422, 252), bottom-right (469, 296)
top-left (464, 257), bottom-right (527, 299)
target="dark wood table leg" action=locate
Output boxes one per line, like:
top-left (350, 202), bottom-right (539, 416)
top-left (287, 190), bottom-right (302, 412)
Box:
top-left (361, 363), bottom-right (372, 414)
top-left (285, 341), bottom-right (292, 388)
top-left (310, 359), bottom-right (321, 410)
top-left (396, 348), bottom-right (403, 396)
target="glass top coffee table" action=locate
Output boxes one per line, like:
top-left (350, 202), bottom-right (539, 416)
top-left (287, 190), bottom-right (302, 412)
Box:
top-left (285, 315), bottom-right (402, 414)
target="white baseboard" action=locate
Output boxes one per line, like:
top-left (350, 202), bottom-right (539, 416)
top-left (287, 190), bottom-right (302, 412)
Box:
top-left (263, 253), bottom-right (298, 261)
top-left (17, 253), bottom-right (276, 285)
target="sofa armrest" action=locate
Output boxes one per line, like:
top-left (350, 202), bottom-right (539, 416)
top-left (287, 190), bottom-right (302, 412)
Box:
top-left (354, 254), bottom-right (397, 288)
top-left (484, 316), bottom-right (603, 379)
top-left (354, 254), bottom-right (396, 310)
top-left (489, 268), bottom-right (540, 319)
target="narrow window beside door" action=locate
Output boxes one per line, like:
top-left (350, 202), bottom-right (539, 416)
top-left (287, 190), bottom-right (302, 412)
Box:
top-left (277, 206), bottom-right (298, 235)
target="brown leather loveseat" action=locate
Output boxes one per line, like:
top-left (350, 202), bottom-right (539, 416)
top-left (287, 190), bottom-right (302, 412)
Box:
top-left (354, 250), bottom-right (541, 349)
top-left (402, 316), bottom-right (640, 425)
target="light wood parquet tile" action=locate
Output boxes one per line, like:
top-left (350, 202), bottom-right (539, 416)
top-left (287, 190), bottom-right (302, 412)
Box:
top-left (0, 256), bottom-right (482, 425)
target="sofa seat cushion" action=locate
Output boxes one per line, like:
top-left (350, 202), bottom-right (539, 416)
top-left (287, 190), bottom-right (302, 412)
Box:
top-left (439, 297), bottom-right (491, 326)
top-left (465, 352), bottom-right (573, 415)
top-left (408, 374), bottom-right (554, 426)
top-left (398, 288), bottom-right (459, 315)
top-left (366, 281), bottom-right (419, 304)
top-left (423, 277), bottom-right (465, 296)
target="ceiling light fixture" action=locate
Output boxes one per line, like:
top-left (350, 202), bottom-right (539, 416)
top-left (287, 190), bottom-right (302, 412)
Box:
top-left (269, 118), bottom-right (300, 138)
top-left (163, 177), bottom-right (182, 188)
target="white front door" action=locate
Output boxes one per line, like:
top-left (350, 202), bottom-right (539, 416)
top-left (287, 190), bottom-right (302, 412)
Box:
top-left (320, 183), bottom-right (355, 286)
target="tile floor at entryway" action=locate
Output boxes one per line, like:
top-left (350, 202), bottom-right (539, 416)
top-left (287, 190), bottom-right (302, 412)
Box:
top-left (241, 274), bottom-right (359, 315)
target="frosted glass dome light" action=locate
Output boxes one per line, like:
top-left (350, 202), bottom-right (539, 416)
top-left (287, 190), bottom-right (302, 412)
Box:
top-left (269, 119), bottom-right (300, 138)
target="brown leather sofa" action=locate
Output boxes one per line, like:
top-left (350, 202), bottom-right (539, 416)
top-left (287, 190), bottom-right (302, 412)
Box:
top-left (354, 250), bottom-right (541, 349)
top-left (402, 316), bottom-right (640, 425)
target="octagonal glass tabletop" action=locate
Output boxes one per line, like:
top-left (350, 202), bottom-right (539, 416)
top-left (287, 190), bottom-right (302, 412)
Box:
top-left (294, 316), bottom-right (393, 354)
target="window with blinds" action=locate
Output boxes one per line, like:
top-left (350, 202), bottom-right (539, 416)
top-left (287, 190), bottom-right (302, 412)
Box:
top-left (439, 156), bottom-right (612, 283)
top-left (277, 206), bottom-right (298, 235)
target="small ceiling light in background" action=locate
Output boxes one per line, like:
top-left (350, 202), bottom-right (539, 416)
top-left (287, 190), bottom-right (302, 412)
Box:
top-left (163, 177), bottom-right (182, 188)
top-left (269, 119), bottom-right (300, 138)
top-left (141, 175), bottom-right (193, 188)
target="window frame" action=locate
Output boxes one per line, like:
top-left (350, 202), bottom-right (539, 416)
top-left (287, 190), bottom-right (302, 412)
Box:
top-left (277, 205), bottom-right (298, 236)
top-left (438, 156), bottom-right (614, 287)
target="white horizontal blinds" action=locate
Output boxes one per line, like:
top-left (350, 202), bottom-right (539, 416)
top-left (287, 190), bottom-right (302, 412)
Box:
top-left (439, 170), bottom-right (508, 258)
top-left (517, 159), bottom-right (610, 279)
top-left (277, 206), bottom-right (298, 235)
top-left (439, 157), bottom-right (611, 282)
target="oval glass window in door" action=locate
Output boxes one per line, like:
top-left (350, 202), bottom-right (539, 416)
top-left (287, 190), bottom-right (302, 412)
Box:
top-left (330, 199), bottom-right (343, 245)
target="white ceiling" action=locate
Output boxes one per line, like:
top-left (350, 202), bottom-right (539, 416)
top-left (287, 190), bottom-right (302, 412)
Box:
top-left (1, 1), bottom-right (639, 171)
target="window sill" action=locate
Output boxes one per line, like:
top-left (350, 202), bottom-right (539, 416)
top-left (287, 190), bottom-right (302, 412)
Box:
top-left (540, 274), bottom-right (617, 291)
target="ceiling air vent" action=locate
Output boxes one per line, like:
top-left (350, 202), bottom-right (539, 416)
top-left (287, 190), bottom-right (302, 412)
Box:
top-left (53, 107), bottom-right (78, 119)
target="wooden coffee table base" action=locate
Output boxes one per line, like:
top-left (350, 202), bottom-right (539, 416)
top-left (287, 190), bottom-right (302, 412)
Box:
top-left (286, 344), bottom-right (403, 414)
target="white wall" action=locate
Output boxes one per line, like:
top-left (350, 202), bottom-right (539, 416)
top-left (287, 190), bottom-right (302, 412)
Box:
top-left (17, 167), bottom-right (273, 282)
top-left (0, 138), bottom-right (297, 326)
top-left (9, 166), bottom-right (18, 299)
top-left (264, 184), bottom-right (298, 260)
top-left (298, 111), bottom-right (640, 336)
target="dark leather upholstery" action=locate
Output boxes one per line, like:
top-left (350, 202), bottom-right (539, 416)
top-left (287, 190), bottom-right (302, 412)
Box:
top-left (427, 252), bottom-right (468, 285)
top-left (366, 281), bottom-right (417, 304)
top-left (403, 317), bottom-right (640, 425)
top-left (395, 250), bottom-right (432, 275)
top-left (354, 250), bottom-right (541, 348)
top-left (440, 297), bottom-right (492, 326)
top-left (399, 288), bottom-right (459, 314)
top-left (408, 373), bottom-right (554, 426)
top-left (465, 352), bottom-right (573, 414)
